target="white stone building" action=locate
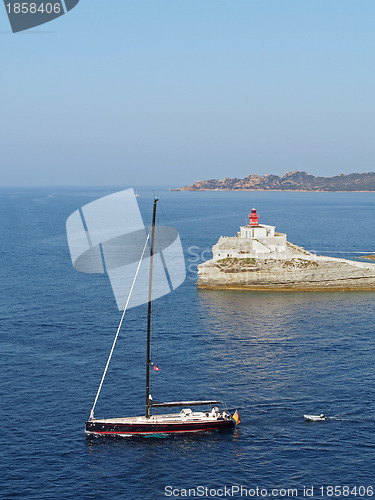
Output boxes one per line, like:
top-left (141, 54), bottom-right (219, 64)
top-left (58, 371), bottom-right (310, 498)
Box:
top-left (212, 208), bottom-right (287, 261)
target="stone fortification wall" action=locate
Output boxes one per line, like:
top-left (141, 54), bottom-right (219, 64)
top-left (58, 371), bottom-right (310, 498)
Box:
top-left (212, 234), bottom-right (287, 261)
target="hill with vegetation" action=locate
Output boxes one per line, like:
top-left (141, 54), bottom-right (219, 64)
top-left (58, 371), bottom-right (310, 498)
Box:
top-left (175, 171), bottom-right (375, 191)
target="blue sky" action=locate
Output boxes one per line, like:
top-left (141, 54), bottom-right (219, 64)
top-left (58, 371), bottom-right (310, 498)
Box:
top-left (1, 0), bottom-right (375, 186)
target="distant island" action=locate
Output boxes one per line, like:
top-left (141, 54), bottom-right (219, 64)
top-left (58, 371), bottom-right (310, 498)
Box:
top-left (174, 171), bottom-right (375, 192)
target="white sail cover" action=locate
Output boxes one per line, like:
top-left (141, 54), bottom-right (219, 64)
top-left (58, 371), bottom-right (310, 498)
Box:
top-left (66, 189), bottom-right (186, 310)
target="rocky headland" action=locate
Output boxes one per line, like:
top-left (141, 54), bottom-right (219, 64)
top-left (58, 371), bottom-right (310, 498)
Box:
top-left (197, 210), bottom-right (375, 291)
top-left (175, 171), bottom-right (375, 192)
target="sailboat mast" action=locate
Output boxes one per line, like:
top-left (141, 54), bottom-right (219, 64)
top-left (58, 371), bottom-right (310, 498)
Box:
top-left (145, 197), bottom-right (158, 418)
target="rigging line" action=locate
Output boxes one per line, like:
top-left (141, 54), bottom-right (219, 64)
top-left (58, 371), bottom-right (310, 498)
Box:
top-left (89, 232), bottom-right (150, 421)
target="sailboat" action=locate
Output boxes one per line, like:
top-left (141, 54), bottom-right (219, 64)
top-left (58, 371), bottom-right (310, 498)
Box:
top-left (67, 192), bottom-right (239, 436)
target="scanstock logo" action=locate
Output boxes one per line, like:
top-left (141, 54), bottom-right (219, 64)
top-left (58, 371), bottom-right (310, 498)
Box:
top-left (3, 0), bottom-right (79, 32)
top-left (66, 190), bottom-right (186, 311)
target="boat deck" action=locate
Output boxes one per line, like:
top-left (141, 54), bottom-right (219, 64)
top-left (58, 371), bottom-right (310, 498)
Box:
top-left (92, 410), bottom-right (230, 425)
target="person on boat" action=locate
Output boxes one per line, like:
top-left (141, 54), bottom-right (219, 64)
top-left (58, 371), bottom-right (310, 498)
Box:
top-left (210, 406), bottom-right (220, 417)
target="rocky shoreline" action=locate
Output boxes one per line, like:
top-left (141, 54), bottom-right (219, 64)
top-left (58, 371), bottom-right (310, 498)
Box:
top-left (175, 170), bottom-right (375, 192)
top-left (197, 255), bottom-right (375, 291)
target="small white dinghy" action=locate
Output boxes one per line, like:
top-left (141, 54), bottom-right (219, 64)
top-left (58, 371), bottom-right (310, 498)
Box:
top-left (304, 414), bottom-right (328, 422)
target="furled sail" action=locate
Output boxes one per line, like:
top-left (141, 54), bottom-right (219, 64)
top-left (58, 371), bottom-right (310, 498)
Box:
top-left (66, 189), bottom-right (186, 310)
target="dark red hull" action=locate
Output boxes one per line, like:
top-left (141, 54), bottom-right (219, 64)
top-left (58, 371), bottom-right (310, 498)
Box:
top-left (85, 418), bottom-right (235, 436)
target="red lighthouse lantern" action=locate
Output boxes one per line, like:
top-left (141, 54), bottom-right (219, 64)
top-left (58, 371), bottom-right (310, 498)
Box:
top-left (248, 208), bottom-right (259, 226)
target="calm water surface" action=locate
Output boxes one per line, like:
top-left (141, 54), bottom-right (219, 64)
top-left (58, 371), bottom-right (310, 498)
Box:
top-left (0, 188), bottom-right (374, 499)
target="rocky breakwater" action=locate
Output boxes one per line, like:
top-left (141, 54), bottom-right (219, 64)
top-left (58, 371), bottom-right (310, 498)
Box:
top-left (197, 209), bottom-right (375, 291)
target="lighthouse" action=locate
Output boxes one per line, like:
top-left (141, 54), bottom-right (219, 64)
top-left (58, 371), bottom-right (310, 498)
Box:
top-left (211, 208), bottom-right (287, 260)
top-left (240, 208), bottom-right (276, 239)
top-left (248, 208), bottom-right (259, 226)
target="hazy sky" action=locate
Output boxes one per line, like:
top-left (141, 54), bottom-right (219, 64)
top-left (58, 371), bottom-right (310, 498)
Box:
top-left (1, 1), bottom-right (375, 186)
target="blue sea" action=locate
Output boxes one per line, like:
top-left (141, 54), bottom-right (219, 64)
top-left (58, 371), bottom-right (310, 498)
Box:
top-left (1, 187), bottom-right (375, 499)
